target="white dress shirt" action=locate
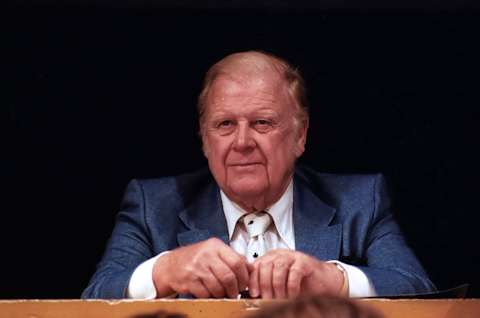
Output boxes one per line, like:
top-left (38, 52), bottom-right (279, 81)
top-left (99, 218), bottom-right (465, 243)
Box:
top-left (127, 180), bottom-right (376, 299)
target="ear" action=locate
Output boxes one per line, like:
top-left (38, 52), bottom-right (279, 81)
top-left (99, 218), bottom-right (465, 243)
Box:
top-left (294, 118), bottom-right (309, 158)
top-left (201, 132), bottom-right (210, 159)
top-left (202, 144), bottom-right (210, 159)
top-left (197, 123), bottom-right (210, 158)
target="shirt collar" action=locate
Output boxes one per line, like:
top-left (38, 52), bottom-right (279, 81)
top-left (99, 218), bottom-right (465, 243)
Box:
top-left (220, 191), bottom-right (246, 239)
top-left (220, 180), bottom-right (295, 249)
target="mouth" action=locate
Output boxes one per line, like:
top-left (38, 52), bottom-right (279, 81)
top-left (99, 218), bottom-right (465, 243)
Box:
top-left (228, 163), bottom-right (263, 173)
top-left (229, 162), bottom-right (262, 167)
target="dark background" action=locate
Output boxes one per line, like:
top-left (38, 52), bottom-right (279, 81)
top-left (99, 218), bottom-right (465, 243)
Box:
top-left (3, 1), bottom-right (480, 299)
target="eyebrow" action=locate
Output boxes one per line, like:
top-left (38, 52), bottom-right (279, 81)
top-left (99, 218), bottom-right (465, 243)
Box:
top-left (207, 109), bottom-right (280, 120)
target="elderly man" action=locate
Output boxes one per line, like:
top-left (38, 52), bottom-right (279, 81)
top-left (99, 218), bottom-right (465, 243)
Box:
top-left (82, 51), bottom-right (435, 299)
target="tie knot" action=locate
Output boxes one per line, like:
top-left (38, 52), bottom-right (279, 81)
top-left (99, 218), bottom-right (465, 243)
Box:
top-left (243, 211), bottom-right (272, 238)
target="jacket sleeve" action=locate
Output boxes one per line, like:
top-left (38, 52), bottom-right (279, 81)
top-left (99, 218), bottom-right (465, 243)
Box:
top-left (357, 174), bottom-right (436, 296)
top-left (82, 179), bottom-right (154, 299)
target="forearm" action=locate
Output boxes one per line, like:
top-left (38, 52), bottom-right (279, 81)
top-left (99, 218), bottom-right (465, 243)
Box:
top-left (82, 266), bottom-right (134, 299)
top-left (126, 252), bottom-right (178, 299)
top-left (83, 179), bottom-right (156, 299)
top-left (329, 261), bottom-right (377, 297)
top-left (359, 266), bottom-right (436, 296)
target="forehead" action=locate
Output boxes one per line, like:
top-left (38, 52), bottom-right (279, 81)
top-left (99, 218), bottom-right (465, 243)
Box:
top-left (206, 74), bottom-right (293, 113)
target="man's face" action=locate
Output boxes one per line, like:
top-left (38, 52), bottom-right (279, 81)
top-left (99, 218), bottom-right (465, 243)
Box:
top-left (201, 73), bottom-right (307, 209)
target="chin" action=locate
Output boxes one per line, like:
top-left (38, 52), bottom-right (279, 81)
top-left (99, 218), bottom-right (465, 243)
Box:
top-left (228, 179), bottom-right (268, 199)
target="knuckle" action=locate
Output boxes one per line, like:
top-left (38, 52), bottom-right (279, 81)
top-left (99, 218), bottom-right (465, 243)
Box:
top-left (289, 265), bottom-right (304, 275)
top-left (231, 257), bottom-right (244, 270)
top-left (253, 259), bottom-right (263, 268)
top-left (183, 264), bottom-right (195, 276)
top-left (262, 259), bottom-right (273, 267)
top-left (220, 272), bottom-right (236, 285)
top-left (264, 250), bottom-right (275, 257)
top-left (288, 269), bottom-right (299, 278)
top-left (275, 261), bottom-right (287, 269)
top-left (298, 253), bottom-right (310, 263)
top-left (278, 250), bottom-right (289, 257)
top-left (190, 254), bottom-right (203, 266)
top-left (206, 237), bottom-right (222, 246)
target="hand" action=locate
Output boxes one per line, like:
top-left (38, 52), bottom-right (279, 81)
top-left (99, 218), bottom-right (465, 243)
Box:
top-left (248, 249), bottom-right (345, 299)
top-left (152, 238), bottom-right (250, 298)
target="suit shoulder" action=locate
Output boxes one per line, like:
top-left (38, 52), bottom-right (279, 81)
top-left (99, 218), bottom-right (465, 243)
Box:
top-left (297, 165), bottom-right (383, 188)
top-left (296, 166), bottom-right (386, 208)
top-left (128, 167), bottom-right (214, 206)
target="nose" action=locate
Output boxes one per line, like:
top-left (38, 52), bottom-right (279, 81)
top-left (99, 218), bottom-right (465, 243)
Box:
top-left (233, 121), bottom-right (256, 151)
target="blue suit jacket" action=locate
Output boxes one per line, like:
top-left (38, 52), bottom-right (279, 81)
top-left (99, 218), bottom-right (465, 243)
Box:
top-left (82, 166), bottom-right (435, 298)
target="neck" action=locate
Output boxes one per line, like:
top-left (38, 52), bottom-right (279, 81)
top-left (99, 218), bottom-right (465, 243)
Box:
top-left (229, 179), bottom-right (293, 213)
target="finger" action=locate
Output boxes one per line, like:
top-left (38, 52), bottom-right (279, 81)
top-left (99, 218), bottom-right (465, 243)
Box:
top-left (249, 262), bottom-right (260, 298)
top-left (259, 261), bottom-right (274, 299)
top-left (189, 278), bottom-right (211, 298)
top-left (209, 259), bottom-right (239, 298)
top-left (247, 262), bottom-right (255, 274)
top-left (272, 260), bottom-right (290, 299)
top-left (287, 263), bottom-right (304, 298)
top-left (218, 246), bottom-right (250, 293)
top-left (201, 269), bottom-right (226, 298)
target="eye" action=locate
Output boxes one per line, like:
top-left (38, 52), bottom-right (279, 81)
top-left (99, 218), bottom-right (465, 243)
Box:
top-left (214, 120), bottom-right (236, 135)
top-left (218, 120), bottom-right (233, 128)
top-left (255, 119), bottom-right (270, 126)
top-left (253, 119), bottom-right (273, 132)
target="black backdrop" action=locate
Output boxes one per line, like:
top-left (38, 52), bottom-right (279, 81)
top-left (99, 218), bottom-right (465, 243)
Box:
top-left (3, 1), bottom-right (480, 299)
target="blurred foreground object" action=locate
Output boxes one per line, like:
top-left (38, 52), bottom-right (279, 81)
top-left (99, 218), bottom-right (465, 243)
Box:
top-left (247, 295), bottom-right (383, 318)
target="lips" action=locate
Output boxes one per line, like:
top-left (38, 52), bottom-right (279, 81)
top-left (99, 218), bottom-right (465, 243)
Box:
top-left (229, 162), bottom-right (262, 166)
top-left (229, 163), bottom-right (262, 172)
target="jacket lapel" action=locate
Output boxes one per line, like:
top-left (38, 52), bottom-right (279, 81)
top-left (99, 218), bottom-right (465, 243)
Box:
top-left (176, 170), bottom-right (342, 261)
top-left (293, 174), bottom-right (342, 261)
top-left (177, 181), bottom-right (229, 246)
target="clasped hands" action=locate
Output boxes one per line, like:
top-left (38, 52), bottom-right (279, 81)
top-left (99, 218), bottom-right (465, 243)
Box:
top-left (152, 238), bottom-right (345, 299)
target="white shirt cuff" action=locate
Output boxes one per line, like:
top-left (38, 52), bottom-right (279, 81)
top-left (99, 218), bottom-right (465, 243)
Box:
top-left (328, 260), bottom-right (377, 298)
top-left (126, 252), bottom-right (169, 299)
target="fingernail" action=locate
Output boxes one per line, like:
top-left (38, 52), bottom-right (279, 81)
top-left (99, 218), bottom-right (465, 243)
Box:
top-left (250, 288), bottom-right (259, 298)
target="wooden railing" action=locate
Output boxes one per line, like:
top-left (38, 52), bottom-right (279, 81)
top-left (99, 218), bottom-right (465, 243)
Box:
top-left (1, 299), bottom-right (479, 318)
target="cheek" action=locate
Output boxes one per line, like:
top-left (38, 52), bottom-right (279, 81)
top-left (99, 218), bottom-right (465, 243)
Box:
top-left (205, 136), bottom-right (230, 167)
top-left (214, 139), bottom-right (229, 156)
top-left (263, 134), bottom-right (297, 168)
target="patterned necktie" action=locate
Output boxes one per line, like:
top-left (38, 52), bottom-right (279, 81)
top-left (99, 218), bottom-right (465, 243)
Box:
top-left (243, 211), bottom-right (272, 263)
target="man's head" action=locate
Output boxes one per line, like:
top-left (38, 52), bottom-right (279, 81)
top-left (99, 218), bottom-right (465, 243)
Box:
top-left (198, 51), bottom-right (309, 211)
top-left (246, 295), bottom-right (384, 318)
